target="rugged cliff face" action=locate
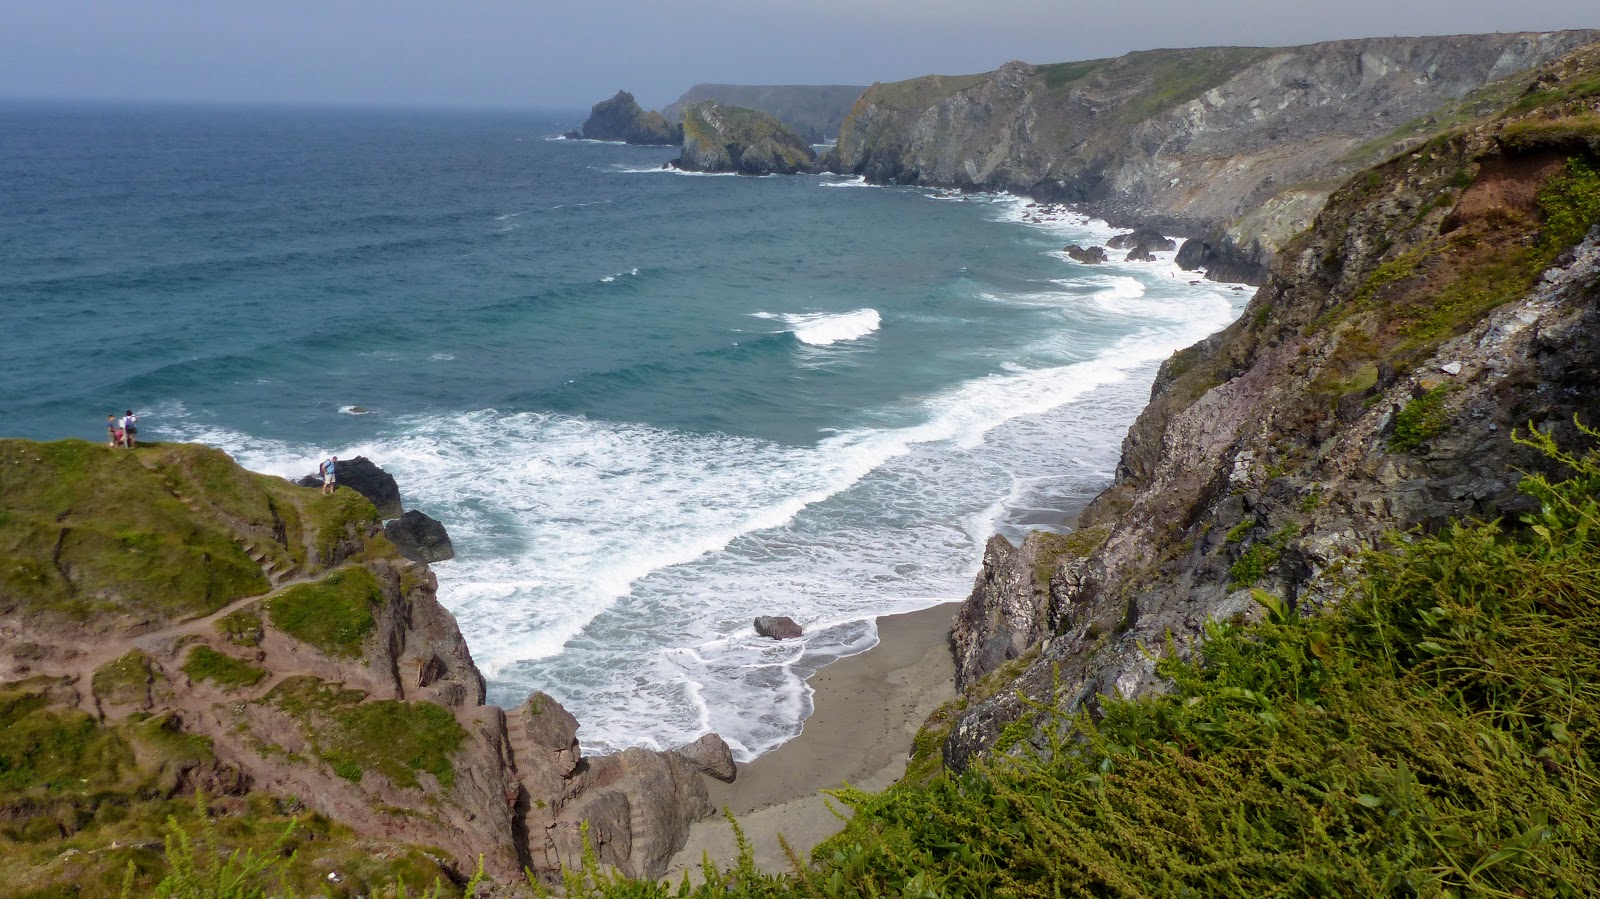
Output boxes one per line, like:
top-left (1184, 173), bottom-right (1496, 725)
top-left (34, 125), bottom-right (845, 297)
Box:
top-left (662, 84), bottom-right (866, 143)
top-left (674, 102), bottom-right (819, 175)
top-left (0, 441), bottom-right (722, 894)
top-left (943, 44), bottom-right (1600, 770)
top-left (831, 31), bottom-right (1600, 282)
top-left (581, 90), bottom-right (681, 145)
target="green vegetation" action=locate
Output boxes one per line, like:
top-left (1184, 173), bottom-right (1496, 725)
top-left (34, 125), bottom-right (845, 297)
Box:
top-left (1228, 542), bottom-right (1279, 587)
top-left (267, 567), bottom-right (382, 657)
top-left (0, 440), bottom-right (267, 621)
top-left (303, 486), bottom-right (381, 564)
top-left (129, 797), bottom-right (482, 899)
top-left (1037, 59), bottom-right (1106, 90)
top-left (267, 677), bottom-right (466, 790)
top-left (860, 72), bottom-right (989, 110)
top-left (1099, 47), bottom-right (1276, 123)
top-left (0, 684), bottom-right (135, 796)
top-left (510, 423), bottom-right (1600, 897)
top-left (1390, 387), bottom-right (1454, 452)
top-left (182, 646), bottom-right (266, 690)
top-left (217, 607), bottom-right (264, 647)
top-left (1030, 526), bottom-right (1109, 586)
top-left (1500, 114), bottom-right (1600, 155)
top-left (92, 650), bottom-right (161, 709)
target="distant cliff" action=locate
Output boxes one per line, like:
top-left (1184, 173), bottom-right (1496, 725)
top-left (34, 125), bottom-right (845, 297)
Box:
top-left (663, 84), bottom-right (866, 143)
top-left (675, 102), bottom-right (819, 175)
top-left (830, 31), bottom-right (1600, 282)
top-left (581, 89), bottom-right (681, 145)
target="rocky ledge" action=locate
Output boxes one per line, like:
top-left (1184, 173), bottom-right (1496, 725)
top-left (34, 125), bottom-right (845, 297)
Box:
top-left (0, 441), bottom-right (730, 894)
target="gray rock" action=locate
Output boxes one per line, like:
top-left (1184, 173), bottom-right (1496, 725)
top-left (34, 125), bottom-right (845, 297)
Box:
top-left (1107, 229), bottom-right (1176, 252)
top-left (673, 732), bottom-right (737, 782)
top-left (581, 90), bottom-right (680, 145)
top-left (383, 509), bottom-right (455, 563)
top-left (1125, 247), bottom-right (1156, 263)
top-left (1064, 244), bottom-right (1108, 264)
top-left (297, 456), bottom-right (403, 519)
top-left (753, 616), bottom-right (803, 640)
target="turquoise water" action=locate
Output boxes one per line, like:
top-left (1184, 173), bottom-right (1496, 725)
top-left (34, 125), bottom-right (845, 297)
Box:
top-left (0, 102), bottom-right (1249, 758)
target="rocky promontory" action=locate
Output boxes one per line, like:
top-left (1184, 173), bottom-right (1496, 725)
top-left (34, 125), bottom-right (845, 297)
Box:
top-left (940, 40), bottom-right (1600, 771)
top-left (662, 84), bottom-right (866, 143)
top-left (580, 90), bottom-right (681, 145)
top-left (0, 441), bottom-right (725, 894)
top-left (674, 102), bottom-right (819, 175)
top-left (829, 31), bottom-right (1600, 282)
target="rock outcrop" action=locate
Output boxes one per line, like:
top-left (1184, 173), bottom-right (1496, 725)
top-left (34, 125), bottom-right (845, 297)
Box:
top-left (941, 43), bottom-right (1600, 772)
top-left (674, 102), bottom-right (819, 175)
top-left (662, 84), bottom-right (867, 143)
top-left (384, 509), bottom-right (455, 563)
top-left (581, 90), bottom-right (681, 145)
top-left (754, 615), bottom-right (804, 639)
top-left (296, 455), bottom-right (402, 518)
top-left (0, 441), bottom-right (719, 893)
top-left (1063, 244), bottom-right (1107, 264)
top-left (829, 32), bottom-right (1600, 282)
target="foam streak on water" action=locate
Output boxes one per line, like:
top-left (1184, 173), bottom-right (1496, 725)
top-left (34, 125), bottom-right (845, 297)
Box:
top-left (4, 108), bottom-right (1254, 762)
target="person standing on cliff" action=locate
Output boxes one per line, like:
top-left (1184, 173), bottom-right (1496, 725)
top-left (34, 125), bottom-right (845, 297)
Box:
top-left (120, 409), bottom-right (138, 447)
top-left (107, 414), bottom-right (122, 448)
top-left (319, 455), bottom-right (337, 495)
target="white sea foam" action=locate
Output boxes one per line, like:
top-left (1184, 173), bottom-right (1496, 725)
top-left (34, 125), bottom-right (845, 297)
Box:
top-left (753, 308), bottom-right (881, 346)
top-left (146, 187), bottom-right (1253, 762)
top-left (430, 353), bottom-right (455, 362)
top-left (818, 176), bottom-right (872, 188)
top-left (605, 164), bottom-right (743, 177)
top-left (338, 405), bottom-right (373, 416)
top-left (600, 267), bottom-right (640, 283)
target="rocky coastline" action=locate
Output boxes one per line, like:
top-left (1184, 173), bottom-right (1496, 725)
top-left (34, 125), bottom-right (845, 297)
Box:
top-left (0, 442), bottom-right (732, 893)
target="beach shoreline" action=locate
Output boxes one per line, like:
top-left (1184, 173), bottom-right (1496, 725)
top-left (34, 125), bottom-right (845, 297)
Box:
top-left (663, 602), bottom-right (959, 878)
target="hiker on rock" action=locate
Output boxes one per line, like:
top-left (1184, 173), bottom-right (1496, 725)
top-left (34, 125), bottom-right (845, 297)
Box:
top-left (320, 455), bottom-right (338, 495)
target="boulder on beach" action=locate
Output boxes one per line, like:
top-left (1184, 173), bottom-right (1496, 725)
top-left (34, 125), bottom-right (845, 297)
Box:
top-left (384, 509), bottom-right (456, 563)
top-left (673, 732), bottom-right (737, 782)
top-left (1125, 246), bottom-right (1156, 263)
top-left (1064, 244), bottom-right (1108, 264)
top-left (295, 455), bottom-right (403, 519)
top-left (754, 615), bottom-right (804, 640)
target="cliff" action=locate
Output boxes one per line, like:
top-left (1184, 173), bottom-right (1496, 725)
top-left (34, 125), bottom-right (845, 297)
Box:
top-left (942, 41), bottom-right (1600, 770)
top-left (830, 31), bottom-right (1600, 282)
top-left (674, 102), bottom-right (819, 175)
top-left (0, 441), bottom-right (726, 895)
top-left (662, 84), bottom-right (866, 143)
top-left (581, 90), bottom-right (681, 145)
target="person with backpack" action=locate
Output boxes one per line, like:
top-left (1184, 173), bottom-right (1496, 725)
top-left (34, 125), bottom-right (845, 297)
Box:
top-left (319, 455), bottom-right (338, 495)
top-left (120, 410), bottom-right (138, 447)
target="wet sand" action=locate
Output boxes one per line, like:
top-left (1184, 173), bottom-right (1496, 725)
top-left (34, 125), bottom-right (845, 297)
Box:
top-left (664, 602), bottom-right (958, 879)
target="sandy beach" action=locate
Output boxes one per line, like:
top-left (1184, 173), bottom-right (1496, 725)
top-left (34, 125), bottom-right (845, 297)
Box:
top-left (663, 602), bottom-right (959, 879)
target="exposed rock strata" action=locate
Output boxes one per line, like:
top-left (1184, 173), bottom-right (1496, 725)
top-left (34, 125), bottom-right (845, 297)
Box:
top-left (944, 47), bottom-right (1600, 771)
top-left (674, 102), bottom-right (818, 175)
top-left (830, 32), bottom-right (1600, 282)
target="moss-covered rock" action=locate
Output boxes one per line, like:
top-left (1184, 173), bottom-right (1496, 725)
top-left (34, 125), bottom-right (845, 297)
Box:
top-left (675, 102), bottom-right (818, 175)
top-left (266, 567), bottom-right (383, 657)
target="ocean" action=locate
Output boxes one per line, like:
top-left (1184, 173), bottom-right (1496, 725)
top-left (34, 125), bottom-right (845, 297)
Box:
top-left (0, 102), bottom-right (1249, 760)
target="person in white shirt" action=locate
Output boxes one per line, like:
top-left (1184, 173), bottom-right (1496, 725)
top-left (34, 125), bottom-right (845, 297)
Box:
top-left (120, 410), bottom-right (138, 447)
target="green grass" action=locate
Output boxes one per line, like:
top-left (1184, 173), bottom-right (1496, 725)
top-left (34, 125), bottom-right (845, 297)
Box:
top-left (1390, 387), bottom-right (1454, 452)
top-left (1228, 541), bottom-right (1279, 587)
top-left (266, 677), bottom-right (466, 790)
top-left (508, 423), bottom-right (1600, 898)
top-left (0, 685), bottom-right (135, 797)
top-left (0, 440), bottom-right (268, 622)
top-left (91, 650), bottom-right (160, 709)
top-left (266, 567), bottom-right (382, 657)
top-left (181, 646), bottom-right (266, 690)
top-left (217, 607), bottom-right (264, 647)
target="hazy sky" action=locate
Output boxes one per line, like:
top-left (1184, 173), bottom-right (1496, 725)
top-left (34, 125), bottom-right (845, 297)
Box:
top-left (1, 1), bottom-right (1594, 110)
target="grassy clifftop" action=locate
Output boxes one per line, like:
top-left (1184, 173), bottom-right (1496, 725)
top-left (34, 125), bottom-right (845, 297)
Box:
top-left (0, 439), bottom-right (500, 897)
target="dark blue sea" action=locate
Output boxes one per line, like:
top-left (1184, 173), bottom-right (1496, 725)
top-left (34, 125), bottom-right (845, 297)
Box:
top-left (0, 102), bottom-right (1248, 758)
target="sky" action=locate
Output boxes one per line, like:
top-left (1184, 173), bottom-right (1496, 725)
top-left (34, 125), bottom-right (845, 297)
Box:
top-left (1, 1), bottom-right (1595, 110)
